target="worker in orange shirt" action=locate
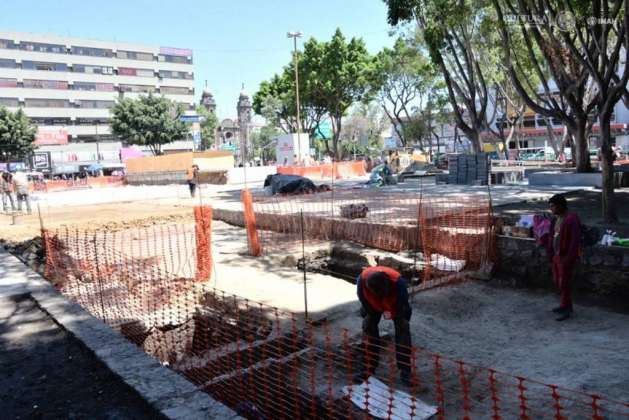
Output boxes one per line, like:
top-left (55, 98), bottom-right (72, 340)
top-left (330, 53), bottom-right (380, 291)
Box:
top-left (187, 164), bottom-right (199, 198)
top-left (356, 266), bottom-right (413, 386)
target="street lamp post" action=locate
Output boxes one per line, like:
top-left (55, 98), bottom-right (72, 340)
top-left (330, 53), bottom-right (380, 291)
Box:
top-left (287, 31), bottom-right (303, 164)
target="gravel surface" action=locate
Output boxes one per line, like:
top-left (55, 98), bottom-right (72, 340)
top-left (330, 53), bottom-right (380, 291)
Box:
top-left (0, 294), bottom-right (165, 420)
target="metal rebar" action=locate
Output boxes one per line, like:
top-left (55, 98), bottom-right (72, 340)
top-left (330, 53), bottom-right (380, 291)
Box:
top-left (301, 209), bottom-right (308, 320)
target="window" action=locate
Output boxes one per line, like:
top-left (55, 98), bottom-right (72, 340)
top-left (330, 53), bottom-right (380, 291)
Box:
top-left (158, 54), bottom-right (192, 64)
top-left (24, 79), bottom-right (68, 89)
top-left (23, 61), bottom-right (68, 71)
top-left (73, 64), bottom-right (114, 75)
top-left (72, 82), bottom-right (114, 91)
top-left (523, 116), bottom-right (536, 128)
top-left (159, 70), bottom-right (193, 80)
top-left (25, 98), bottom-right (70, 108)
top-left (117, 50), bottom-right (154, 61)
top-left (160, 86), bottom-right (190, 95)
top-left (76, 117), bottom-right (109, 125)
top-left (0, 39), bottom-right (17, 49)
top-left (537, 116), bottom-right (547, 127)
top-left (77, 100), bottom-right (115, 109)
top-left (0, 78), bottom-right (17, 87)
top-left (71, 46), bottom-right (113, 57)
top-left (118, 67), bottom-right (154, 77)
top-left (31, 117), bottom-right (71, 126)
top-left (0, 97), bottom-right (19, 107)
top-left (119, 84), bottom-right (156, 93)
top-left (0, 59), bottom-right (16, 68)
top-left (21, 42), bottom-right (65, 54)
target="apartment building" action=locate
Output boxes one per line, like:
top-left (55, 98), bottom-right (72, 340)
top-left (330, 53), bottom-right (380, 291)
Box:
top-left (0, 31), bottom-right (195, 172)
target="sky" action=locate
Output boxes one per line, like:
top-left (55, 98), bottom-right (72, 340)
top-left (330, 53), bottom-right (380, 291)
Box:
top-left (0, 0), bottom-right (396, 121)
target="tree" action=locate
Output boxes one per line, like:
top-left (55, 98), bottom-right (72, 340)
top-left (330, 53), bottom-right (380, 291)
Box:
top-left (300, 29), bottom-right (375, 158)
top-left (384, 0), bottom-right (496, 154)
top-left (195, 105), bottom-right (219, 151)
top-left (371, 37), bottom-right (437, 147)
top-left (110, 94), bottom-right (188, 156)
top-left (0, 107), bottom-right (37, 163)
top-left (339, 103), bottom-right (388, 158)
top-left (251, 125), bottom-right (280, 164)
top-left (253, 69), bottom-right (326, 136)
top-left (491, 0), bottom-right (599, 172)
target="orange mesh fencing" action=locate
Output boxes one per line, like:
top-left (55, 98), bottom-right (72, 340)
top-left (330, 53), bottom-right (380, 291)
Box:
top-left (194, 206), bottom-right (212, 282)
top-left (241, 189), bottom-right (262, 256)
top-left (38, 222), bottom-right (629, 420)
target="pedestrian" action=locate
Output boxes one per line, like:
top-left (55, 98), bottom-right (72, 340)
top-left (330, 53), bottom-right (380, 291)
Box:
top-left (187, 164), bottom-right (199, 198)
top-left (355, 266), bottom-right (413, 386)
top-left (546, 194), bottom-right (581, 321)
top-left (12, 170), bottom-right (31, 214)
top-left (1, 172), bottom-right (15, 213)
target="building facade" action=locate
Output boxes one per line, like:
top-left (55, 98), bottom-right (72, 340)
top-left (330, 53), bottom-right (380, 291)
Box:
top-left (200, 86), bottom-right (253, 165)
top-left (0, 31), bottom-right (195, 171)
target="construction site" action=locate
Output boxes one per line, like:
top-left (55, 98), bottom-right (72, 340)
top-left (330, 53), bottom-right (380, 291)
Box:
top-left (2, 172), bottom-right (629, 420)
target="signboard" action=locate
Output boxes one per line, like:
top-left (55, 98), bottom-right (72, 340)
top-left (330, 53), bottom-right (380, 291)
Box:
top-left (159, 46), bottom-right (192, 57)
top-left (34, 129), bottom-right (69, 146)
top-left (31, 151), bottom-right (51, 171)
top-left (221, 143), bottom-right (237, 152)
top-left (179, 115), bottom-right (201, 123)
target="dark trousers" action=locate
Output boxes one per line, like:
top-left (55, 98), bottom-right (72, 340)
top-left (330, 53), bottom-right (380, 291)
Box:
top-left (552, 256), bottom-right (573, 310)
top-left (361, 306), bottom-right (412, 374)
top-left (188, 182), bottom-right (197, 198)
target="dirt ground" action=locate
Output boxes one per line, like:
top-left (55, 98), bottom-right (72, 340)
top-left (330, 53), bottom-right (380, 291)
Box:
top-left (0, 201), bottom-right (193, 243)
top-left (0, 294), bottom-right (164, 420)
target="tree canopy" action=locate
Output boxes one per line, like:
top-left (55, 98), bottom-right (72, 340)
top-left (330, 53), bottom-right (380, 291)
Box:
top-left (110, 95), bottom-right (189, 156)
top-left (0, 106), bottom-right (37, 162)
top-left (195, 105), bottom-right (219, 151)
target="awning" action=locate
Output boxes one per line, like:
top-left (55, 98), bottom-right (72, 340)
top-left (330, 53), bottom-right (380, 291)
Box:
top-left (87, 163), bottom-right (103, 172)
top-left (53, 164), bottom-right (79, 174)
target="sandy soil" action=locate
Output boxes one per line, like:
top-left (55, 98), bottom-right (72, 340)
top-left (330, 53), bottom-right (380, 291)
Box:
top-left (0, 294), bottom-right (164, 419)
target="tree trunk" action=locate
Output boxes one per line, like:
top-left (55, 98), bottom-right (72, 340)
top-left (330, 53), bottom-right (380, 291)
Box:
top-left (573, 119), bottom-right (591, 172)
top-left (599, 114), bottom-right (618, 223)
top-left (468, 130), bottom-right (481, 154)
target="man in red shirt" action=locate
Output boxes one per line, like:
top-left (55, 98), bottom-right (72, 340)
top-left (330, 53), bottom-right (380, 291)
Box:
top-left (356, 266), bottom-right (412, 385)
top-left (547, 194), bottom-right (581, 321)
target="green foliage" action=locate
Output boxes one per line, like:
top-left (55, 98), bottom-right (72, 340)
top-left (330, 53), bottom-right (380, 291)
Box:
top-left (0, 106), bottom-right (37, 162)
top-left (251, 125), bottom-right (281, 163)
top-left (195, 105), bottom-right (219, 151)
top-left (110, 94), bottom-right (188, 156)
top-left (300, 28), bottom-right (376, 157)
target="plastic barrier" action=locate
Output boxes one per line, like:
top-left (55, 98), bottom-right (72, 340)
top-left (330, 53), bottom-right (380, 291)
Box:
top-left (29, 176), bottom-right (126, 193)
top-left (277, 161), bottom-right (367, 180)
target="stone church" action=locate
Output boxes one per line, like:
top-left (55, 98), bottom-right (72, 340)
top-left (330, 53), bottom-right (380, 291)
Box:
top-left (200, 85), bottom-right (252, 164)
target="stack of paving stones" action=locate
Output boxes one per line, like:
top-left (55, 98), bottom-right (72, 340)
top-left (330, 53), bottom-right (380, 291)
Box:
top-left (448, 153), bottom-right (489, 185)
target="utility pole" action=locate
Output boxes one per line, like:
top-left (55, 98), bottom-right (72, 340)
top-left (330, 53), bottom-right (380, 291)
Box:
top-left (287, 31), bottom-right (303, 163)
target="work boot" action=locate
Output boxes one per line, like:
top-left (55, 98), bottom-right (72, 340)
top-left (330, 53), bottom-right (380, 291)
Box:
top-left (555, 307), bottom-right (573, 322)
top-left (551, 306), bottom-right (564, 313)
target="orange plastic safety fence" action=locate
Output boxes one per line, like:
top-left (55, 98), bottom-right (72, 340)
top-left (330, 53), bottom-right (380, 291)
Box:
top-left (241, 189), bottom-right (262, 256)
top-left (39, 212), bottom-right (629, 419)
top-left (194, 206), bottom-right (212, 282)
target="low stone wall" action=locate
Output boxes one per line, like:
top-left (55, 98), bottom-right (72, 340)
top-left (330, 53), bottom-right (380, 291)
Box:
top-left (126, 171), bottom-right (227, 185)
top-left (495, 235), bottom-right (629, 310)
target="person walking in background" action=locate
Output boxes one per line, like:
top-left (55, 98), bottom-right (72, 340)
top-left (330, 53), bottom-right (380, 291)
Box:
top-left (355, 266), bottom-right (413, 386)
top-left (546, 194), bottom-right (581, 321)
top-left (12, 170), bottom-right (31, 214)
top-left (1, 172), bottom-right (15, 213)
top-left (187, 164), bottom-right (199, 198)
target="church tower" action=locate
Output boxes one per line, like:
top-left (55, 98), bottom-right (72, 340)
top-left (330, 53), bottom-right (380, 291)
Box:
top-left (200, 80), bottom-right (216, 113)
top-left (237, 84), bottom-right (252, 163)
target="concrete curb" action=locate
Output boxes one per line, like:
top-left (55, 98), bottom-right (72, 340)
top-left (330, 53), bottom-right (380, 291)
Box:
top-left (5, 251), bottom-right (242, 420)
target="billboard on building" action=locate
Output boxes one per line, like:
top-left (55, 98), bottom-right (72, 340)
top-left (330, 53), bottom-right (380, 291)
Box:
top-left (34, 129), bottom-right (69, 146)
